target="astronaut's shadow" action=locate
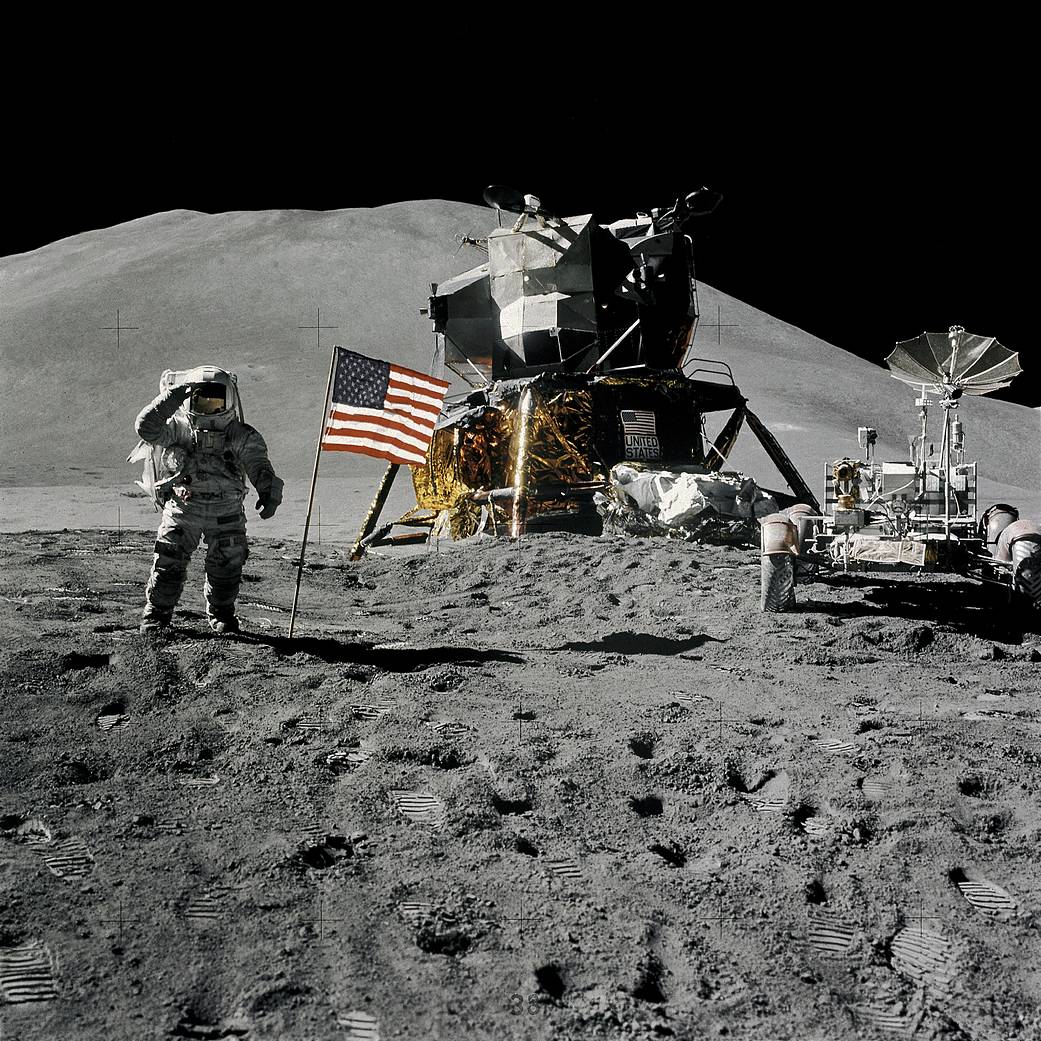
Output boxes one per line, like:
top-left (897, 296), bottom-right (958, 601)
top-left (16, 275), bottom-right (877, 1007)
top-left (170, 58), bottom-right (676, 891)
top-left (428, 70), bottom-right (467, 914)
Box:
top-left (240, 631), bottom-right (525, 672)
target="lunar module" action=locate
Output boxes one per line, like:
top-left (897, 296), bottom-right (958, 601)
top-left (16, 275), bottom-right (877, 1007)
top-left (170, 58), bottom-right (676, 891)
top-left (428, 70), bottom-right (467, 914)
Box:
top-left (758, 326), bottom-right (1041, 611)
top-left (351, 186), bottom-right (817, 554)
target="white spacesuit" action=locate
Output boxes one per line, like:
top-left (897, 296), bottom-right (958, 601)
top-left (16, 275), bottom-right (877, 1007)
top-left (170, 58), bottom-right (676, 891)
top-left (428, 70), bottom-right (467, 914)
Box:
top-left (135, 366), bottom-right (283, 634)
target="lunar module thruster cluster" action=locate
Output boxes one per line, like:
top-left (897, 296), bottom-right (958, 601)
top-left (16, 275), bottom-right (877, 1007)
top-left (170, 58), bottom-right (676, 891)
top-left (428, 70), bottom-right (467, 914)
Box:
top-left (351, 186), bottom-right (818, 555)
top-left (758, 326), bottom-right (1041, 611)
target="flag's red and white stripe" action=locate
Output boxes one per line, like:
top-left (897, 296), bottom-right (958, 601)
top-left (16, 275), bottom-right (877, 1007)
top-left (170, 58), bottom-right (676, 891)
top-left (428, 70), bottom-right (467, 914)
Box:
top-left (322, 364), bottom-right (449, 466)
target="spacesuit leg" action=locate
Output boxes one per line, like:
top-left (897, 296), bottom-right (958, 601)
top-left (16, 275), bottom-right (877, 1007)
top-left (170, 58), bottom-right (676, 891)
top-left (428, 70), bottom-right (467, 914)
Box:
top-left (143, 503), bottom-right (203, 624)
top-left (202, 509), bottom-right (249, 624)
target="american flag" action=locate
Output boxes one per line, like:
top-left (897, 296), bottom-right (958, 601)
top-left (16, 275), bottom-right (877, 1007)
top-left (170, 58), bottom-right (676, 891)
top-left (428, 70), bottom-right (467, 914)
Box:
top-left (321, 347), bottom-right (449, 466)
top-left (620, 409), bottom-right (658, 437)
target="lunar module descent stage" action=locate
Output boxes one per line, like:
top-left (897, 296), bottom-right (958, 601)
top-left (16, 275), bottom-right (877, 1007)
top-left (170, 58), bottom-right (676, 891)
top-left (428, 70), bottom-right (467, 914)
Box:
top-left (351, 186), bottom-right (819, 554)
top-left (758, 325), bottom-right (1041, 612)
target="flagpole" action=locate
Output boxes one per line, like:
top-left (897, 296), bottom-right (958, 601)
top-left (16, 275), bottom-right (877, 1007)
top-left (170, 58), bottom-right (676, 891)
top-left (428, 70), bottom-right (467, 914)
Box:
top-left (289, 346), bottom-right (338, 639)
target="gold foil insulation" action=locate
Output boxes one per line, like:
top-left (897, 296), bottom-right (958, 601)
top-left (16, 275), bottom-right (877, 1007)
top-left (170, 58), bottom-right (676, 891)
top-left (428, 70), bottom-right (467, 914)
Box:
top-left (410, 387), bottom-right (597, 524)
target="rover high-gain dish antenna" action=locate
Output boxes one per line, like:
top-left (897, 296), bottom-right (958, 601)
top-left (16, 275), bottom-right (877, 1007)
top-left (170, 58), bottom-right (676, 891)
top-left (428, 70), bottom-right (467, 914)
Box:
top-left (885, 325), bottom-right (1022, 396)
top-left (885, 325), bottom-right (1022, 539)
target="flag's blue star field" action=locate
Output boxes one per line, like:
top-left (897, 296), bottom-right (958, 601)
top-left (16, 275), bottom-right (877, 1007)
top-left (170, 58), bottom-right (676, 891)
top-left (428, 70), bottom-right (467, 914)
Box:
top-left (333, 347), bottom-right (390, 409)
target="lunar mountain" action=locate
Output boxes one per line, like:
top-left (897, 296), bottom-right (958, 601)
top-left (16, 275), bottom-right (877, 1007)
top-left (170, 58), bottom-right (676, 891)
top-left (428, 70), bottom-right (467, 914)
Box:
top-left (1, 203), bottom-right (1037, 527)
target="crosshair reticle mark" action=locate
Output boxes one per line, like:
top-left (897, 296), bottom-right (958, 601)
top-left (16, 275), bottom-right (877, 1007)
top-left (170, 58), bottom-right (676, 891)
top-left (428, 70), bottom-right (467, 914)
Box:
top-left (100, 896), bottom-right (144, 944)
top-left (911, 697), bottom-right (941, 740)
top-left (697, 304), bottom-right (740, 345)
top-left (101, 309), bottom-right (139, 351)
top-left (902, 894), bottom-right (943, 937)
top-left (696, 891), bottom-right (742, 937)
top-left (302, 893), bottom-right (344, 942)
top-left (298, 306), bottom-right (338, 353)
top-left (513, 697), bottom-right (545, 742)
top-left (698, 701), bottom-right (746, 745)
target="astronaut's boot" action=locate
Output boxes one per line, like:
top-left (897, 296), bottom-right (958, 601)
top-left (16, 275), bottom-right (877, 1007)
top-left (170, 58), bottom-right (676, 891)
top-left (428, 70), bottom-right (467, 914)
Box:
top-left (208, 613), bottom-right (240, 635)
top-left (140, 610), bottom-right (171, 634)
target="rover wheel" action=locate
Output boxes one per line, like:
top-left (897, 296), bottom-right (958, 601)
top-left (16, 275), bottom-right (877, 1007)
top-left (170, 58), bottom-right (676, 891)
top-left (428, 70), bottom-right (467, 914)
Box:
top-left (1011, 539), bottom-right (1041, 608)
top-left (761, 553), bottom-right (795, 612)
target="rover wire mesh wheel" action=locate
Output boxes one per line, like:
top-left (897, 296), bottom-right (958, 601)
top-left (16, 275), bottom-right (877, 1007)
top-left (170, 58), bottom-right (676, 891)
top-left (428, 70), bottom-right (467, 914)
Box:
top-left (1011, 539), bottom-right (1041, 608)
top-left (761, 553), bottom-right (795, 612)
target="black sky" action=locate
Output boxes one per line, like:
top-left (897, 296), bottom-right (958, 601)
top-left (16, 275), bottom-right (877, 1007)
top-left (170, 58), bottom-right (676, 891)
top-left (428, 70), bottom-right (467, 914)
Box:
top-left (7, 46), bottom-right (1037, 406)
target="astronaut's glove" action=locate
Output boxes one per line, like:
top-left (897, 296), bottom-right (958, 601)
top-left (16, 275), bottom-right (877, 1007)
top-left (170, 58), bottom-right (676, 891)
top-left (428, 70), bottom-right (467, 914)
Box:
top-left (256, 494), bottom-right (278, 520)
top-left (253, 471), bottom-right (283, 520)
top-left (157, 383), bottom-right (193, 415)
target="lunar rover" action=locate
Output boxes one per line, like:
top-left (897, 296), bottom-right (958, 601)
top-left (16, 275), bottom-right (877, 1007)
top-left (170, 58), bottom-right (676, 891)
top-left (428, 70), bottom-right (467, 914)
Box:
top-left (758, 325), bottom-right (1041, 611)
top-left (350, 186), bottom-right (818, 555)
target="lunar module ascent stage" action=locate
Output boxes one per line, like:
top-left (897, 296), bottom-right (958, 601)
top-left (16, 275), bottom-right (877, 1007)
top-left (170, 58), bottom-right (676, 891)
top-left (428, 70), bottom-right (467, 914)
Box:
top-left (353, 185), bottom-right (817, 553)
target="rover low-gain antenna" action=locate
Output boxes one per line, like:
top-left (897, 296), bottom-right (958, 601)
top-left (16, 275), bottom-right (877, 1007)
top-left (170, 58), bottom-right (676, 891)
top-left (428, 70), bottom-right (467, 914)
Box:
top-left (454, 229), bottom-right (487, 254)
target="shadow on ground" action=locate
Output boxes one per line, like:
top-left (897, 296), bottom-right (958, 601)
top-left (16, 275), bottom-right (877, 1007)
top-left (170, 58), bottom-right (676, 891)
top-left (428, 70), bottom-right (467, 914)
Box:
top-left (243, 632), bottom-right (526, 670)
top-left (797, 576), bottom-right (1040, 642)
top-left (555, 631), bottom-right (724, 656)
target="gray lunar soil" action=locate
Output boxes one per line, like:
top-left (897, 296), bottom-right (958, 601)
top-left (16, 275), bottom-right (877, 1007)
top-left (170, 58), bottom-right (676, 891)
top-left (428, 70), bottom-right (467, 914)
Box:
top-left (2, 528), bottom-right (1041, 1040)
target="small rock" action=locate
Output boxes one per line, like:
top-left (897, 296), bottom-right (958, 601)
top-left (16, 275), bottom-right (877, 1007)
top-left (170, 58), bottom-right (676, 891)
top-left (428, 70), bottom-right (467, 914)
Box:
top-left (1029, 647), bottom-right (1041, 663)
top-left (905, 624), bottom-right (934, 651)
top-left (992, 644), bottom-right (1007, 661)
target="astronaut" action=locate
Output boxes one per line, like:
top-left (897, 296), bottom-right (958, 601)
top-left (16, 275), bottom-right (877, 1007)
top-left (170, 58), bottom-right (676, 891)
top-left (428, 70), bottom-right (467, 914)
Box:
top-left (135, 366), bottom-right (283, 634)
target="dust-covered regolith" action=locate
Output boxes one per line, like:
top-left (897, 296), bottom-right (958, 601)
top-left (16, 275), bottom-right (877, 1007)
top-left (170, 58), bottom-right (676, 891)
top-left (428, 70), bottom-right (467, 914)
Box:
top-left (1, 528), bottom-right (1040, 1040)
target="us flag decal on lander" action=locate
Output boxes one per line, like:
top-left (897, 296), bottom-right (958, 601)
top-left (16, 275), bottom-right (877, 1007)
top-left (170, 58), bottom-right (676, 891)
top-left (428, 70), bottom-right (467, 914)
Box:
top-left (621, 409), bottom-right (660, 460)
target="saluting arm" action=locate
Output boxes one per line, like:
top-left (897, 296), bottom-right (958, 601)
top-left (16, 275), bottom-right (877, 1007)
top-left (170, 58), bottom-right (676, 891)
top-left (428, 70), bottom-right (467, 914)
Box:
top-left (135, 386), bottom-right (191, 443)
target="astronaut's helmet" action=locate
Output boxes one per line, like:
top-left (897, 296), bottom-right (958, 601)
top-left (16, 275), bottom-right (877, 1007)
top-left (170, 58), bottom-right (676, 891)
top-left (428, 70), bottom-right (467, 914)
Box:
top-left (165, 365), bottom-right (240, 431)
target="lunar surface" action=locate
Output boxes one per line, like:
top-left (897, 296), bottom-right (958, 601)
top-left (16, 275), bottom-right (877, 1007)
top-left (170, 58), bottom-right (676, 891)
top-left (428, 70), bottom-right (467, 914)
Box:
top-left (2, 527), bottom-right (1040, 1040)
